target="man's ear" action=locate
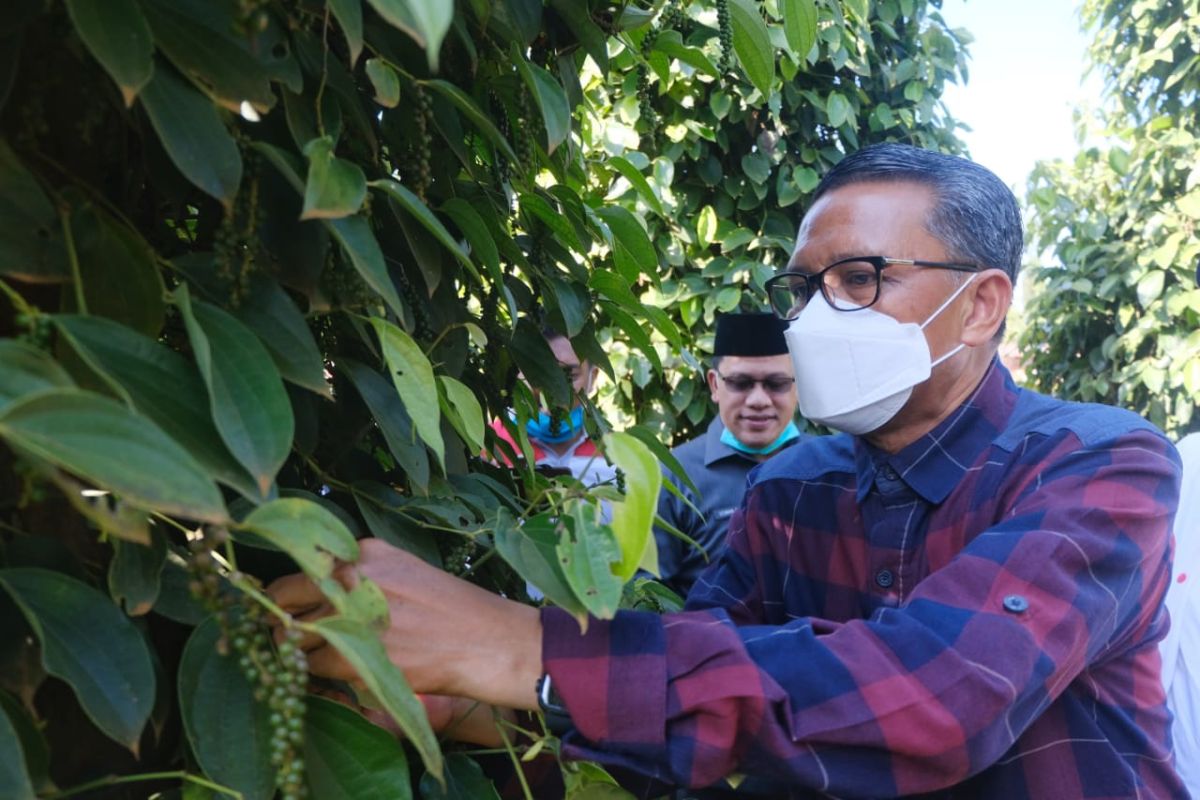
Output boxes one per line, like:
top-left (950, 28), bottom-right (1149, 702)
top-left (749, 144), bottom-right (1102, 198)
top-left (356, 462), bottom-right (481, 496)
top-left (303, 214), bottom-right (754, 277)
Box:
top-left (706, 368), bottom-right (720, 398)
top-left (961, 269), bottom-right (1013, 347)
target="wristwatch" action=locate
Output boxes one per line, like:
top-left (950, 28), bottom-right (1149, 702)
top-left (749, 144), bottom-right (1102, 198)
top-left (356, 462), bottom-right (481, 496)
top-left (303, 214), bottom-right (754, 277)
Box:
top-left (536, 672), bottom-right (574, 735)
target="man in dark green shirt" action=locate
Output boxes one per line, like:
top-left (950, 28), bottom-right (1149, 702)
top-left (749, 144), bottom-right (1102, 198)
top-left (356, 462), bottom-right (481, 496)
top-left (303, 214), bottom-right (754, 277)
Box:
top-left (654, 312), bottom-right (804, 596)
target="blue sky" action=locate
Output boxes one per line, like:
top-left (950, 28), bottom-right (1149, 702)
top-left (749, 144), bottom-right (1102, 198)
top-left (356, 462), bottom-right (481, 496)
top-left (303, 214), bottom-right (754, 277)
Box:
top-left (936, 0), bottom-right (1102, 197)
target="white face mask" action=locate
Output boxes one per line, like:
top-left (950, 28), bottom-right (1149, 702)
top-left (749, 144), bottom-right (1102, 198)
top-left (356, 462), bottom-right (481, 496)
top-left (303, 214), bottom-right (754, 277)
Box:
top-left (784, 274), bottom-right (977, 435)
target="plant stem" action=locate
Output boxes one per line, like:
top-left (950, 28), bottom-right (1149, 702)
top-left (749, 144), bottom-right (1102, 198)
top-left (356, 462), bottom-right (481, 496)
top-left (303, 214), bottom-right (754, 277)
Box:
top-left (494, 714), bottom-right (535, 800)
top-left (60, 208), bottom-right (87, 314)
top-left (46, 770), bottom-right (244, 800)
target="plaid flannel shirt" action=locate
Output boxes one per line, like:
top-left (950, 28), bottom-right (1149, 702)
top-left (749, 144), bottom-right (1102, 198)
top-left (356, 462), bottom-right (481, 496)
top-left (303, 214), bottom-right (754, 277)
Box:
top-left (542, 361), bottom-right (1186, 798)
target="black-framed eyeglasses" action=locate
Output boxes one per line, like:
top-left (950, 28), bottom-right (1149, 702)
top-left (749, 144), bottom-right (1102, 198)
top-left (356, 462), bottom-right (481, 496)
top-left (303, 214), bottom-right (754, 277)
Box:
top-left (716, 371), bottom-right (795, 395)
top-left (765, 256), bottom-right (981, 319)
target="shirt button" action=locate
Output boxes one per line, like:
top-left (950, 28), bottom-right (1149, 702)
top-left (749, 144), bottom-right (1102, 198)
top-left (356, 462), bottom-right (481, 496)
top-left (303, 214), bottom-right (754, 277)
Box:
top-left (881, 465), bottom-right (898, 481)
top-left (1003, 594), bottom-right (1029, 614)
top-left (875, 569), bottom-right (895, 589)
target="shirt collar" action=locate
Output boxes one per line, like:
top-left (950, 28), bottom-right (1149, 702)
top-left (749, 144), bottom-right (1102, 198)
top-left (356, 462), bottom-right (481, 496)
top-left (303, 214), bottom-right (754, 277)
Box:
top-left (853, 358), bottom-right (1019, 504)
top-left (704, 418), bottom-right (757, 467)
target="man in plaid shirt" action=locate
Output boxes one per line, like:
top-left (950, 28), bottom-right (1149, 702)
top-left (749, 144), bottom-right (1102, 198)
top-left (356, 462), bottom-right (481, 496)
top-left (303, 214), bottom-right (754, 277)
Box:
top-left (273, 144), bottom-right (1186, 797)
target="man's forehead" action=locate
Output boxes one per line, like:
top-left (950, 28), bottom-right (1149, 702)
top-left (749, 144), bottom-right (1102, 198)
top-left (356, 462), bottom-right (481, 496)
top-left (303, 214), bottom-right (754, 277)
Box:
top-left (717, 354), bottom-right (793, 374)
top-left (788, 180), bottom-right (935, 267)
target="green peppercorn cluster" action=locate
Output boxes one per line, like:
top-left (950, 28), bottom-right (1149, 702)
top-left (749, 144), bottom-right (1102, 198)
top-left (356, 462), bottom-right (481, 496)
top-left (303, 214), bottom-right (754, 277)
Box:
top-left (187, 531), bottom-right (309, 800)
top-left (716, 0), bottom-right (733, 72)
top-left (515, 88), bottom-right (535, 170)
top-left (214, 156), bottom-right (262, 309)
top-left (412, 85), bottom-right (433, 202)
top-left (614, 467), bottom-right (627, 493)
top-left (15, 310), bottom-right (52, 349)
top-left (490, 90), bottom-right (513, 187)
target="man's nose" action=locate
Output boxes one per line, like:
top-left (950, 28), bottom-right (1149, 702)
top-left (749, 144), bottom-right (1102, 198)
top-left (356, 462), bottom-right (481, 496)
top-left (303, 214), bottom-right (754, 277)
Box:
top-left (745, 383), bottom-right (772, 405)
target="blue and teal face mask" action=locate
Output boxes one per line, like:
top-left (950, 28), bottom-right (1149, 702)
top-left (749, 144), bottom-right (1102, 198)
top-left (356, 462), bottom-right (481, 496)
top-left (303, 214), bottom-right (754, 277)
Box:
top-left (524, 406), bottom-right (586, 444)
top-left (721, 421), bottom-right (801, 456)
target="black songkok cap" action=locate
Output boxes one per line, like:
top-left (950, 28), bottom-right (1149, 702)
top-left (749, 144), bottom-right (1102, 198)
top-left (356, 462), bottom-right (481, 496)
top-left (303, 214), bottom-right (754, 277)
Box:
top-left (713, 312), bottom-right (789, 357)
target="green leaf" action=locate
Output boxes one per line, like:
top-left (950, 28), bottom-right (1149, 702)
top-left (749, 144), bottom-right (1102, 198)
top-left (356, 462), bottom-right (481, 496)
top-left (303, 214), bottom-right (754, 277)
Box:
top-left (842, 0), bottom-right (870, 23)
top-left (492, 509), bottom-right (588, 623)
top-left (140, 62), bottom-right (242, 208)
top-left (340, 359), bottom-right (431, 492)
top-left (595, 206), bottom-right (656, 282)
top-left (65, 205), bottom-right (165, 336)
top-left (305, 616), bottom-right (443, 782)
top-left (302, 136), bottom-right (367, 220)
top-left (438, 376), bottom-right (485, 455)
top-left (370, 179), bottom-right (475, 275)
top-left (352, 481), bottom-right (441, 566)
top-left (0, 691), bottom-right (47, 797)
top-left (697, 205), bottom-right (718, 247)
top-left (1136, 269), bottom-right (1165, 308)
top-left (510, 318), bottom-right (572, 408)
top-left (604, 431), bottom-right (662, 579)
top-left (0, 340), bottom-right (74, 410)
top-left (367, 0), bottom-right (452, 71)
top-left (607, 156), bottom-right (665, 217)
top-left (422, 80), bottom-right (519, 164)
top-left (0, 140), bottom-right (66, 283)
top-left (556, 500), bottom-right (623, 619)
top-left (546, 0), bottom-right (608, 71)
top-left (419, 752), bottom-right (500, 800)
top-left (741, 152), bottom-right (771, 185)
top-left (178, 618), bottom-right (275, 800)
top-left (371, 318), bottom-right (446, 471)
top-left (176, 286), bottom-right (295, 497)
top-left (0, 696), bottom-right (35, 800)
top-left (108, 532), bottom-right (167, 616)
top-left (826, 91), bottom-right (852, 128)
top-left (0, 568), bottom-right (156, 752)
top-left (329, 0), bottom-right (364, 65)
top-left (365, 58), bottom-right (401, 107)
top-left (305, 696), bottom-right (411, 799)
top-left (781, 0), bottom-right (817, 60)
top-left (0, 389), bottom-right (228, 522)
top-left (239, 498), bottom-right (366, 619)
top-left (728, 0), bottom-right (775, 98)
top-left (441, 198), bottom-right (501, 281)
top-left (65, 0), bottom-right (153, 106)
top-left (512, 47), bottom-right (570, 154)
top-left (52, 314), bottom-right (259, 500)
top-left (234, 278), bottom-right (330, 398)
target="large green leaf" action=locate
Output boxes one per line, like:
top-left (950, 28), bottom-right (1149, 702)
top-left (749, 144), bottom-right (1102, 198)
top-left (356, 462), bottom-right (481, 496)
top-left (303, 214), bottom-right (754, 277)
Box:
top-left (438, 376), bottom-right (485, 455)
top-left (556, 501), bottom-right (623, 619)
top-left (328, 0), bottom-right (364, 65)
top-left (139, 62), bottom-right (242, 207)
top-left (781, 0), bottom-right (818, 61)
top-left (728, 0), bottom-right (775, 98)
top-left (139, 0), bottom-right (277, 113)
top-left (0, 140), bottom-right (66, 283)
top-left (604, 432), bottom-right (662, 579)
top-left (512, 47), bottom-right (570, 154)
top-left (64, 204), bottom-right (165, 336)
top-left (0, 698), bottom-right (35, 800)
top-left (52, 314), bottom-right (259, 500)
top-left (366, 0), bottom-right (452, 71)
top-left (329, 214), bottom-right (408, 319)
top-left (492, 509), bottom-right (589, 623)
top-left (0, 691), bottom-right (47, 797)
top-left (0, 568), bottom-right (156, 752)
top-left (510, 319), bottom-right (572, 409)
top-left (108, 532), bottom-right (167, 616)
top-left (177, 286), bottom-right (294, 497)
top-left (595, 206), bottom-right (656, 283)
top-left (352, 481), bottom-right (441, 566)
top-left (370, 179), bottom-right (475, 275)
top-left (607, 156), bottom-right (665, 217)
top-left (234, 278), bottom-right (331, 398)
top-left (65, 0), bottom-right (154, 106)
top-left (365, 58), bottom-right (400, 107)
top-left (423, 80), bottom-right (519, 164)
top-left (0, 389), bottom-right (228, 522)
top-left (305, 616), bottom-right (442, 781)
top-left (441, 198), bottom-right (500, 281)
top-left (302, 136), bottom-right (367, 220)
top-left (340, 359), bottom-right (431, 492)
top-left (0, 340), bottom-right (74, 410)
top-left (304, 696), bottom-right (411, 799)
top-left (419, 753), bottom-right (500, 800)
top-left (178, 618), bottom-right (275, 800)
top-left (370, 318), bottom-right (445, 471)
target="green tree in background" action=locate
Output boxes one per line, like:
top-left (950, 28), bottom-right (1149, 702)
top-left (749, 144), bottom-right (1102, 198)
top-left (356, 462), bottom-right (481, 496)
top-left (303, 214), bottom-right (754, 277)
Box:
top-left (1021, 0), bottom-right (1200, 436)
top-left (0, 1), bottom-right (969, 797)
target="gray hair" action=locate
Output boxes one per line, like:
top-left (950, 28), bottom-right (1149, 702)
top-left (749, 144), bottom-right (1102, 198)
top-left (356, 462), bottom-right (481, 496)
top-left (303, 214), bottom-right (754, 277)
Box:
top-left (811, 143), bottom-right (1023, 283)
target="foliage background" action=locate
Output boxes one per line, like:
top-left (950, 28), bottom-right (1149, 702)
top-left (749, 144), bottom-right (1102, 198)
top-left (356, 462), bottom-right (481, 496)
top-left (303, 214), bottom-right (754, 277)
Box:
top-left (1020, 0), bottom-right (1200, 437)
top-left (0, 0), bottom-right (971, 797)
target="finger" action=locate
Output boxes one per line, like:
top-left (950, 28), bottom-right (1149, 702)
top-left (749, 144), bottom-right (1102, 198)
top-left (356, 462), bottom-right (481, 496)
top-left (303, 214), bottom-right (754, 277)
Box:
top-left (305, 643), bottom-right (358, 682)
top-left (265, 573), bottom-right (325, 614)
top-left (285, 607), bottom-right (335, 650)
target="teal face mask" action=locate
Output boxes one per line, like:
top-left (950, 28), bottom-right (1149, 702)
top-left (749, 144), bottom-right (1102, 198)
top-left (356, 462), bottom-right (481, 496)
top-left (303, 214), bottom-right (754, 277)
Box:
top-left (720, 421), bottom-right (801, 456)
top-left (524, 406), bottom-right (586, 444)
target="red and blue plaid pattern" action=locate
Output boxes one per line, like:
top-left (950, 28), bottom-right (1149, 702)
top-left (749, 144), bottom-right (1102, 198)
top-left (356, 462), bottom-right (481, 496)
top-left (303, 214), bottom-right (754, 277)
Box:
top-left (543, 361), bottom-right (1186, 798)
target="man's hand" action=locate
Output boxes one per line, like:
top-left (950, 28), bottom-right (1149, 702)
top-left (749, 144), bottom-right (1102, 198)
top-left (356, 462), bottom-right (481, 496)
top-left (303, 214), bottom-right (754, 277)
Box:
top-left (266, 538), bottom-right (543, 712)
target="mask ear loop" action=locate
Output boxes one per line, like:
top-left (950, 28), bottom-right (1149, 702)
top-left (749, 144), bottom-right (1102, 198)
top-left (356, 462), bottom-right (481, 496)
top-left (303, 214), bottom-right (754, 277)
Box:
top-left (920, 273), bottom-right (979, 367)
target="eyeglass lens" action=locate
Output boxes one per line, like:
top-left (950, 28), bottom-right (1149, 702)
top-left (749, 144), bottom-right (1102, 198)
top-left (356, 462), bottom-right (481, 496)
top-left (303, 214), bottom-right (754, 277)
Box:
top-left (720, 374), bottom-right (795, 394)
top-left (769, 260), bottom-right (881, 318)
